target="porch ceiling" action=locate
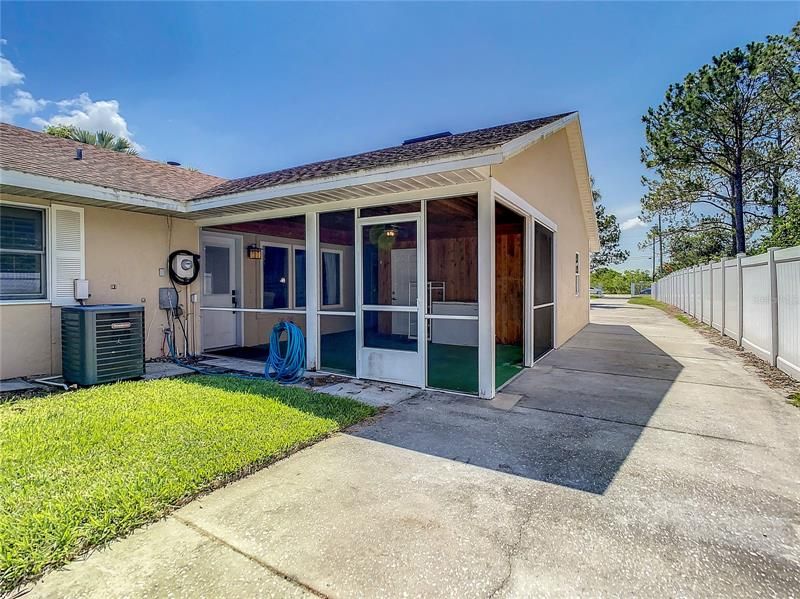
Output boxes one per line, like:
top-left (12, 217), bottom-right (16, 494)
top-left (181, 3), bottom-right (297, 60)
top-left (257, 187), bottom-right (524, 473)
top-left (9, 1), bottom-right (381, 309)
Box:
top-left (185, 167), bottom-right (488, 222)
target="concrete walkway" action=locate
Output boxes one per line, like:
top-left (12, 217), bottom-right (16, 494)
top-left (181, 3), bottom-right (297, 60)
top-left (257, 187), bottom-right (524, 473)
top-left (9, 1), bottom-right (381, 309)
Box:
top-left (26, 299), bottom-right (800, 597)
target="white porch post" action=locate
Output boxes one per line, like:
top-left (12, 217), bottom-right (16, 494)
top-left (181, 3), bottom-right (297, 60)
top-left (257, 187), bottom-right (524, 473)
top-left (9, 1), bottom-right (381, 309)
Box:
top-left (523, 215), bottom-right (534, 367)
top-left (305, 212), bottom-right (319, 370)
top-left (477, 183), bottom-right (496, 399)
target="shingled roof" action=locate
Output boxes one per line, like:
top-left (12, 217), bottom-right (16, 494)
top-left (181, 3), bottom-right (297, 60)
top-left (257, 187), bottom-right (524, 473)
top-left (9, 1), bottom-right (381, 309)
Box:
top-left (193, 112), bottom-right (575, 200)
top-left (0, 123), bottom-right (225, 202)
top-left (1, 112), bottom-right (575, 203)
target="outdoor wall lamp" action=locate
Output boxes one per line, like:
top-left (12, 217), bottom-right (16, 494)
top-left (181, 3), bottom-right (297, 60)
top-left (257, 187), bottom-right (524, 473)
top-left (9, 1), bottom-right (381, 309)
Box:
top-left (247, 245), bottom-right (262, 260)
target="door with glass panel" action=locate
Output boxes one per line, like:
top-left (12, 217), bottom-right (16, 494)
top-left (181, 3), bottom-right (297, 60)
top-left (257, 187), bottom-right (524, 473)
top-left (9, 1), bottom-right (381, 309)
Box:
top-left (201, 233), bottom-right (239, 350)
top-left (356, 215), bottom-right (424, 386)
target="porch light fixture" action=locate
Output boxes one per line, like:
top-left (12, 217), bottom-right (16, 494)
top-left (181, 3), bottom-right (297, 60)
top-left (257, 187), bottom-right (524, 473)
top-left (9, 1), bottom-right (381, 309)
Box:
top-left (247, 244), bottom-right (262, 260)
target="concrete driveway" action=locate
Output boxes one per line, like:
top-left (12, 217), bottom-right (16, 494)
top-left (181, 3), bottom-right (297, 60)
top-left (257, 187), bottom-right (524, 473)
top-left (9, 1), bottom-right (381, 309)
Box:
top-left (27, 299), bottom-right (800, 597)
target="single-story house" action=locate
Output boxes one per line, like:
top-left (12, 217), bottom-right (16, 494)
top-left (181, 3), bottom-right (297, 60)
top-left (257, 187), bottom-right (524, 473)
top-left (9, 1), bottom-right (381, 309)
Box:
top-left (0, 112), bottom-right (599, 398)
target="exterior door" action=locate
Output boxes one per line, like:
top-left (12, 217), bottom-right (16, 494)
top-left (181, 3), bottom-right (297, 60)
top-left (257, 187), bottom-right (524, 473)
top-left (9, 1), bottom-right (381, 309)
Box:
top-left (357, 215), bottom-right (424, 386)
top-left (201, 233), bottom-right (239, 350)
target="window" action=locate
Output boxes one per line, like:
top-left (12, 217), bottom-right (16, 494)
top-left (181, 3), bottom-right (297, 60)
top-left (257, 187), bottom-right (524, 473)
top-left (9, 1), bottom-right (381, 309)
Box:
top-left (0, 205), bottom-right (47, 300)
top-left (262, 244), bottom-right (289, 309)
top-left (294, 248), bottom-right (306, 308)
top-left (575, 252), bottom-right (580, 296)
top-left (203, 245), bottom-right (231, 295)
top-left (321, 250), bottom-right (342, 307)
top-left (262, 243), bottom-right (308, 309)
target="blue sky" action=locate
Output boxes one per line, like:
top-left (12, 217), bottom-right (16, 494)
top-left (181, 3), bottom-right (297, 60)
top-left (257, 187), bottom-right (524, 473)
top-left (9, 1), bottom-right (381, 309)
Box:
top-left (1, 2), bottom-right (796, 271)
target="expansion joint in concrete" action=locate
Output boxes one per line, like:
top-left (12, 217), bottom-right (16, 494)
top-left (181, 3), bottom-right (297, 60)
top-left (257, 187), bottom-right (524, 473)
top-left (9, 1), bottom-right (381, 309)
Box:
top-left (173, 514), bottom-right (329, 598)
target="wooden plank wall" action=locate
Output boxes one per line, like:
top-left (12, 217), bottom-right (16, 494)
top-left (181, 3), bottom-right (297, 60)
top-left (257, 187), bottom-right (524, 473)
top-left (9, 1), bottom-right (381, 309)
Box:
top-left (427, 237), bottom-right (478, 302)
top-left (495, 231), bottom-right (524, 345)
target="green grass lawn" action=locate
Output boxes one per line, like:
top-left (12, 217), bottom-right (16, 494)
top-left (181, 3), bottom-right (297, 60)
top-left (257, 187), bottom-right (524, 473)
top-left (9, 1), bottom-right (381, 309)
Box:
top-left (628, 296), bottom-right (700, 327)
top-left (627, 296), bottom-right (664, 308)
top-left (0, 376), bottom-right (375, 591)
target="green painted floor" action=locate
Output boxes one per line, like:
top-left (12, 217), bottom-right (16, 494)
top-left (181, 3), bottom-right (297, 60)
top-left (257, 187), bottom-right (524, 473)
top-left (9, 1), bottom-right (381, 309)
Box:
top-left (212, 330), bottom-right (523, 394)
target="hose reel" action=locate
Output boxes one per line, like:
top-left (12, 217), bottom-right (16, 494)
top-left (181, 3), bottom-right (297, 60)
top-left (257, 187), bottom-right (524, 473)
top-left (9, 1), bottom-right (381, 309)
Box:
top-left (168, 250), bottom-right (200, 286)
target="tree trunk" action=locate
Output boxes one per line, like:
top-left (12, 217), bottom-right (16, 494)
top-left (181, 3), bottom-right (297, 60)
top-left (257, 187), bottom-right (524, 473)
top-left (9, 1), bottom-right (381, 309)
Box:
top-left (728, 183), bottom-right (737, 256)
top-left (772, 128), bottom-right (782, 235)
top-left (772, 176), bottom-right (780, 235)
top-left (733, 166), bottom-right (746, 254)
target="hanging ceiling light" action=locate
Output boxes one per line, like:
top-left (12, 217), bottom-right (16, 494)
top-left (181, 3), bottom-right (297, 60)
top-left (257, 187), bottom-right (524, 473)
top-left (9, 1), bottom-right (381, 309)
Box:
top-left (384, 224), bottom-right (399, 238)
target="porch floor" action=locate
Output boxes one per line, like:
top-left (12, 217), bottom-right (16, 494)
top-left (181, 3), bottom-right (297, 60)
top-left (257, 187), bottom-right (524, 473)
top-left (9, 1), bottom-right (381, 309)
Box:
top-left (208, 332), bottom-right (523, 393)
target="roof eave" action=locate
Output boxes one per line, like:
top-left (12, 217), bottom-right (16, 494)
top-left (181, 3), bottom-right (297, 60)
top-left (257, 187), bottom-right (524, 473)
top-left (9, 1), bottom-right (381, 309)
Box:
top-left (185, 149), bottom-right (505, 212)
top-left (0, 169), bottom-right (188, 213)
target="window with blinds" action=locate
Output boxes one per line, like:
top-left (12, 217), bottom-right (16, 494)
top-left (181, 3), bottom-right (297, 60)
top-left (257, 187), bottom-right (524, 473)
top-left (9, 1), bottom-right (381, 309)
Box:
top-left (0, 205), bottom-right (47, 300)
top-left (0, 202), bottom-right (84, 304)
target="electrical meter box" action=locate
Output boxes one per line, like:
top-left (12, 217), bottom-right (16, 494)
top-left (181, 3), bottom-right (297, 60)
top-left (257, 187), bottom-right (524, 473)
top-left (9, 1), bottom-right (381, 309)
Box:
top-left (159, 287), bottom-right (179, 310)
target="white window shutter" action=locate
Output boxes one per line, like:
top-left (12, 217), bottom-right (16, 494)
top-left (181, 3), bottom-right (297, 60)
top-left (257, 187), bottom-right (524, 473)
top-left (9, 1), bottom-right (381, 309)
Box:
top-left (50, 204), bottom-right (85, 306)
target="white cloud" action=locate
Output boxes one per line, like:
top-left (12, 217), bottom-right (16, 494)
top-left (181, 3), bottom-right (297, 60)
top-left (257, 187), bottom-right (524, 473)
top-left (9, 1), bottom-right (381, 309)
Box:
top-left (0, 89), bottom-right (47, 122)
top-left (32, 92), bottom-right (142, 151)
top-left (613, 202), bottom-right (643, 219)
top-left (0, 55), bottom-right (25, 86)
top-left (621, 217), bottom-right (646, 231)
top-left (1, 41), bottom-right (142, 151)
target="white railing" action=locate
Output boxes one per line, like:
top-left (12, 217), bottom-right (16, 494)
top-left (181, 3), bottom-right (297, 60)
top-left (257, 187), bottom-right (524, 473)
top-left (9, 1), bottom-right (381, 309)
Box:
top-left (652, 245), bottom-right (800, 381)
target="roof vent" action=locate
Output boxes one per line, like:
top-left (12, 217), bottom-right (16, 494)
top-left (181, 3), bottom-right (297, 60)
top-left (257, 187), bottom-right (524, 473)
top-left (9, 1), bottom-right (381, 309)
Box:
top-left (75, 148), bottom-right (83, 160)
top-left (402, 131), bottom-right (452, 145)
top-left (166, 161), bottom-right (181, 166)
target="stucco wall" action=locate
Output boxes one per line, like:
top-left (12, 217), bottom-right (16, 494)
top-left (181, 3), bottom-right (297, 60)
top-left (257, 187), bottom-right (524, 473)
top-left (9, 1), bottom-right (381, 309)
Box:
top-left (0, 194), bottom-right (199, 379)
top-left (491, 126), bottom-right (590, 347)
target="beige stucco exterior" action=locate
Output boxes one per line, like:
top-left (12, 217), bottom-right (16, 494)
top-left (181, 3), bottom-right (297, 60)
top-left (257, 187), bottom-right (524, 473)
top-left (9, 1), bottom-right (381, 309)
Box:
top-left (491, 126), bottom-right (591, 347)
top-left (1, 122), bottom-right (594, 386)
top-left (0, 193), bottom-right (199, 379)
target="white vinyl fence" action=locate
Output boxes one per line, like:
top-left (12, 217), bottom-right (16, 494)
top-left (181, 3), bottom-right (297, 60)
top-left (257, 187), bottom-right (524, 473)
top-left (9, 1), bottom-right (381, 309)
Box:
top-left (653, 245), bottom-right (800, 381)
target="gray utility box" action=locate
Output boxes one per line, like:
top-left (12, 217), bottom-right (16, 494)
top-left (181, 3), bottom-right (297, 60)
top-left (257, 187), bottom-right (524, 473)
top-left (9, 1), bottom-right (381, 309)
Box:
top-left (61, 304), bottom-right (145, 385)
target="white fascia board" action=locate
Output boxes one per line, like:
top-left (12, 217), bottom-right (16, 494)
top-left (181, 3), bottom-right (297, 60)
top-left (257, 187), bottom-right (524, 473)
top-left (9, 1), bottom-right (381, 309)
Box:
top-left (495, 112), bottom-right (599, 252)
top-left (498, 112), bottom-right (578, 160)
top-left (563, 118), bottom-right (600, 252)
top-left (187, 152), bottom-right (502, 213)
top-left (0, 169), bottom-right (187, 213)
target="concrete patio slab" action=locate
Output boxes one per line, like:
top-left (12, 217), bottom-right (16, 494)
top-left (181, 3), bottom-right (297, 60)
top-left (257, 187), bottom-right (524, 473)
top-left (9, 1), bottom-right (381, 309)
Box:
top-left (542, 344), bottom-right (769, 390)
top-left (487, 392), bottom-right (522, 411)
top-left (27, 517), bottom-right (313, 598)
top-left (200, 356), bottom-right (265, 374)
top-left (563, 329), bottom-right (731, 360)
top-left (0, 378), bottom-right (41, 393)
top-left (314, 379), bottom-right (419, 407)
top-left (143, 362), bottom-right (195, 380)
